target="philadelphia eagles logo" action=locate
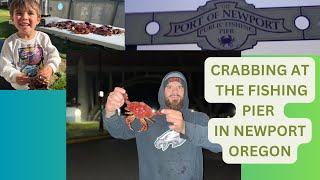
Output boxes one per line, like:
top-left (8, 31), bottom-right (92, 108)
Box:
top-left (154, 129), bottom-right (186, 151)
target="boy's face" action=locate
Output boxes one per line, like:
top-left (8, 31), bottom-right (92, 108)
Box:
top-left (11, 6), bottom-right (41, 38)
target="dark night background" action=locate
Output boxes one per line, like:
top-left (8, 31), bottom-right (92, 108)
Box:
top-left (67, 50), bottom-right (239, 119)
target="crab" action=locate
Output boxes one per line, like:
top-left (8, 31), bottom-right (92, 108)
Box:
top-left (28, 76), bottom-right (49, 90)
top-left (71, 22), bottom-right (92, 34)
top-left (218, 35), bottom-right (235, 47)
top-left (123, 93), bottom-right (162, 132)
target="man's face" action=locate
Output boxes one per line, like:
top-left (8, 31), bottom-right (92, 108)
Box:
top-left (164, 81), bottom-right (184, 110)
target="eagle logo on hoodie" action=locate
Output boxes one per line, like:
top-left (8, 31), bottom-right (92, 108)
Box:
top-left (154, 129), bottom-right (186, 151)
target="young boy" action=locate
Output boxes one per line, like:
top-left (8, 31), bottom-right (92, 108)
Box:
top-left (0, 0), bottom-right (61, 89)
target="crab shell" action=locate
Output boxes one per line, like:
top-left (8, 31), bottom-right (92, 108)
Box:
top-left (125, 101), bottom-right (156, 119)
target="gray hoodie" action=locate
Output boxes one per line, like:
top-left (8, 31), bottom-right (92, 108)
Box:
top-left (104, 71), bottom-right (222, 180)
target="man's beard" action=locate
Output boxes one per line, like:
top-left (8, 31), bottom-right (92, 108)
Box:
top-left (165, 97), bottom-right (184, 110)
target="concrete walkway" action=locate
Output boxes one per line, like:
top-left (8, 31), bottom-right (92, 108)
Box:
top-left (67, 138), bottom-right (240, 180)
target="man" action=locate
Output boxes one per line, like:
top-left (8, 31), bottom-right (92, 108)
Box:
top-left (104, 71), bottom-right (222, 180)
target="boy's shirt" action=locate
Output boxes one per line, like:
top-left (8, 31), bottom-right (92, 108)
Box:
top-left (0, 31), bottom-right (61, 89)
top-left (18, 44), bottom-right (44, 77)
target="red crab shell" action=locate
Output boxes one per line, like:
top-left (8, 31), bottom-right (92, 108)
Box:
top-left (123, 94), bottom-right (162, 132)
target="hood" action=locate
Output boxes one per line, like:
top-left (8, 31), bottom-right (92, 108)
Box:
top-left (158, 71), bottom-right (189, 111)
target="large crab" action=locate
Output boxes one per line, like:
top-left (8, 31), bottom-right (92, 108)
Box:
top-left (123, 93), bottom-right (162, 132)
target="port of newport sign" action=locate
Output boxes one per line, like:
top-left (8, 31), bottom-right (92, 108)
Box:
top-left (126, 0), bottom-right (320, 50)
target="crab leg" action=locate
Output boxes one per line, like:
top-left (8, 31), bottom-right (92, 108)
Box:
top-left (125, 115), bottom-right (135, 130)
top-left (152, 111), bottom-right (163, 117)
top-left (145, 117), bottom-right (155, 123)
top-left (146, 111), bottom-right (162, 123)
top-left (138, 118), bottom-right (149, 132)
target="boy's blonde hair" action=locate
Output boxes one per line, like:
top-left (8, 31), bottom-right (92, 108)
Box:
top-left (9, 0), bottom-right (41, 17)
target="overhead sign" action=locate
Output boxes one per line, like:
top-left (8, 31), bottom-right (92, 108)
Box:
top-left (126, 0), bottom-right (320, 50)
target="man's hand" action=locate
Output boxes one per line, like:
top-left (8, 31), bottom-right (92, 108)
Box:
top-left (38, 65), bottom-right (53, 82)
top-left (16, 73), bottom-right (29, 85)
top-left (105, 87), bottom-right (126, 117)
top-left (161, 109), bottom-right (186, 134)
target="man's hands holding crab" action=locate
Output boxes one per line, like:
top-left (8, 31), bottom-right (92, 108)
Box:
top-left (161, 109), bottom-right (186, 134)
top-left (105, 86), bottom-right (186, 134)
top-left (105, 87), bottom-right (126, 118)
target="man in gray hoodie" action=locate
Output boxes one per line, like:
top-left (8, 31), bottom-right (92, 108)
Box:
top-left (104, 71), bottom-right (222, 180)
